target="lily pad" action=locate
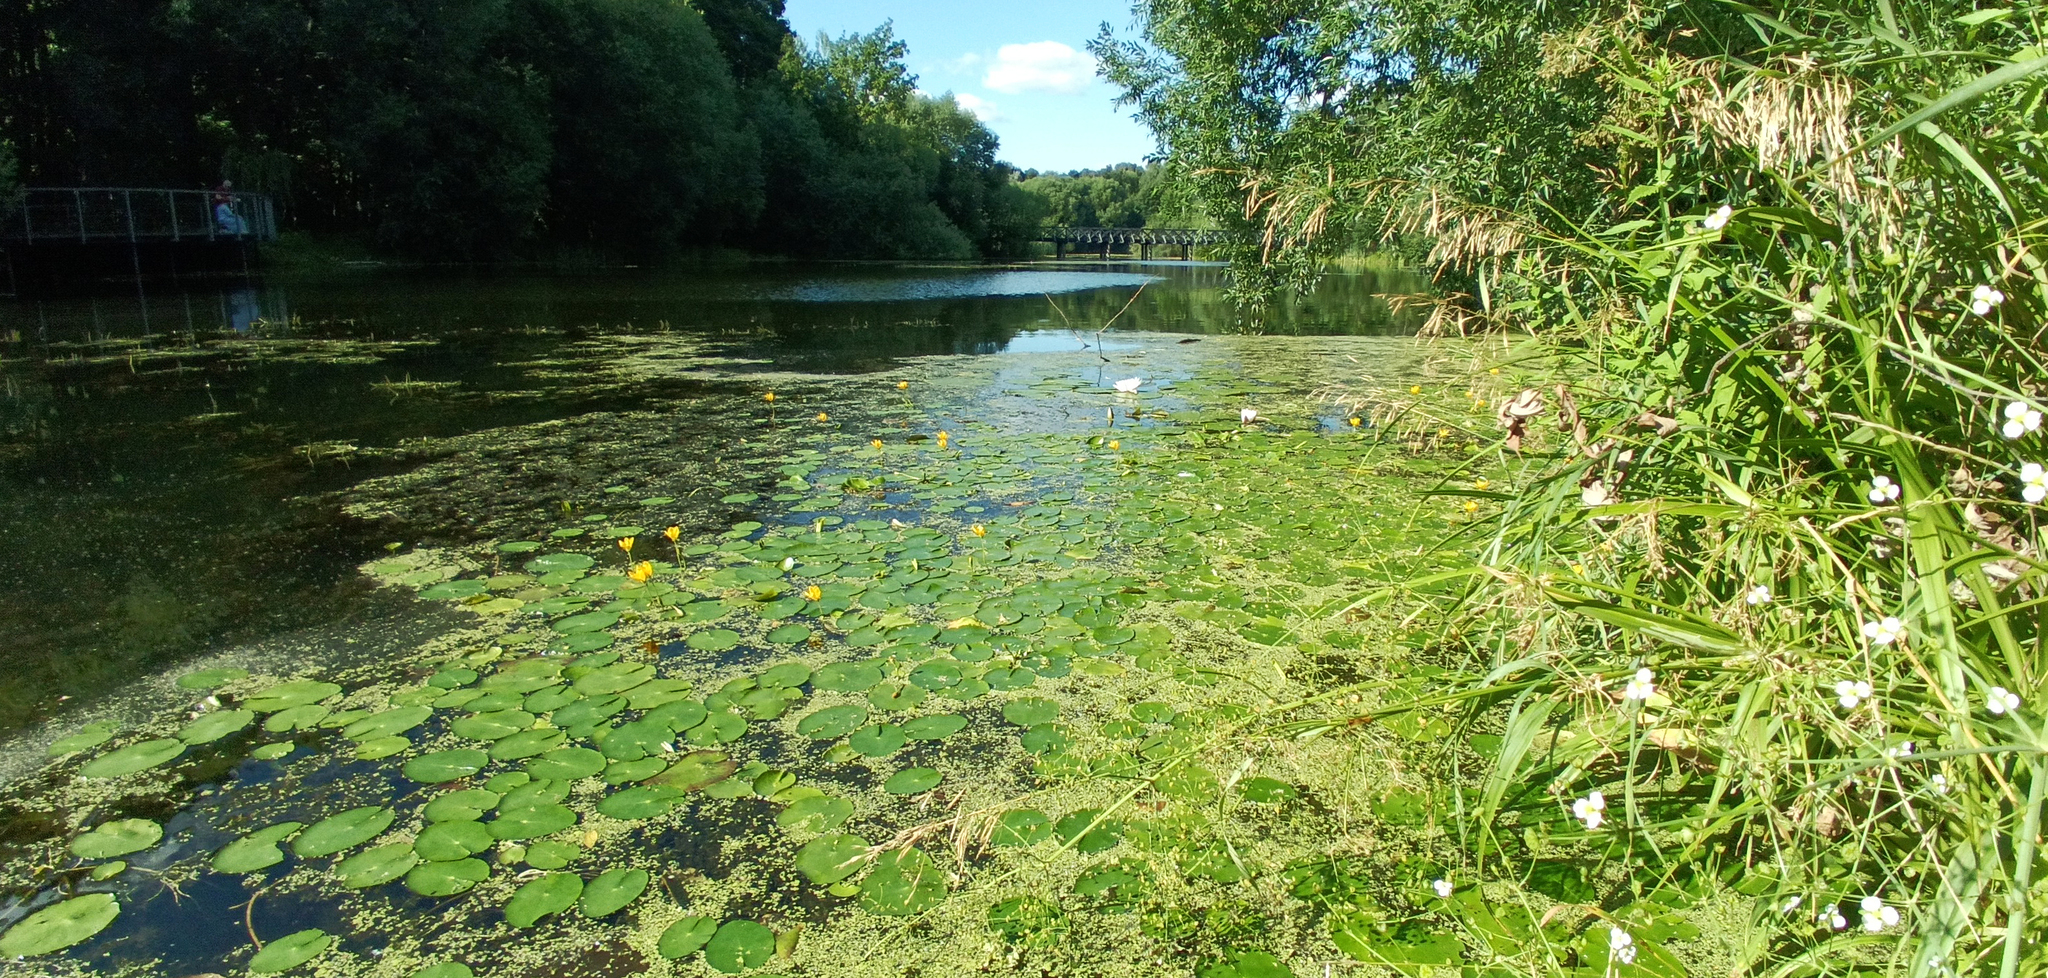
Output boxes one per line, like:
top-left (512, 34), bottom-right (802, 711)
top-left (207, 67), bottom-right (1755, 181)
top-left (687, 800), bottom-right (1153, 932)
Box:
top-left (412, 965), bottom-right (476, 978)
top-left (425, 789), bottom-right (501, 823)
top-left (580, 867), bottom-right (649, 918)
top-left (47, 721), bottom-right (121, 757)
top-left (1054, 810), bottom-right (1123, 854)
top-left (883, 767), bottom-right (942, 795)
top-left (176, 667), bottom-right (249, 690)
top-left (404, 749), bottom-right (491, 783)
top-left (991, 810), bottom-right (1051, 847)
top-left (243, 680), bottom-right (343, 713)
top-left (705, 920), bottom-right (778, 974)
top-left (778, 795), bottom-right (855, 833)
top-left (248, 929), bottom-right (333, 973)
top-left (553, 611), bottom-right (620, 634)
top-left (604, 757), bottom-right (667, 784)
top-left (505, 872), bottom-right (583, 927)
top-left (293, 807), bottom-right (395, 859)
top-left (1002, 698), bottom-right (1059, 726)
top-left (794, 833), bottom-right (870, 885)
top-left (69, 819), bottom-right (163, 859)
top-left (658, 916), bottom-right (719, 960)
top-left (812, 662), bottom-right (882, 692)
top-left (213, 823), bottom-right (304, 874)
top-left (901, 714), bottom-right (967, 741)
top-left (490, 728), bottom-right (567, 761)
top-left (868, 683), bottom-right (926, 712)
top-left (796, 704), bottom-right (868, 741)
top-left (354, 735), bottom-right (411, 760)
top-left (523, 840), bottom-right (581, 870)
top-left (79, 738), bottom-right (185, 778)
top-left (596, 785), bottom-right (686, 820)
top-left (651, 750), bottom-right (738, 792)
top-left (0, 893), bottom-right (120, 957)
top-left (404, 858), bottom-right (491, 897)
top-left (334, 843), bottom-right (419, 888)
top-left (684, 712), bottom-right (748, 746)
top-left (526, 746), bottom-right (607, 781)
top-left (764, 624), bottom-right (812, 645)
top-left (414, 821), bottom-right (495, 862)
top-left (848, 724), bottom-right (908, 757)
top-left (342, 706), bottom-right (433, 742)
top-left (421, 579), bottom-right (488, 601)
top-left (264, 704), bottom-right (331, 733)
top-left (758, 662), bottom-right (812, 688)
top-left (490, 803), bottom-right (578, 840)
top-left (687, 628), bottom-right (742, 652)
top-left (525, 553), bottom-right (596, 574)
top-left (859, 848), bottom-right (947, 916)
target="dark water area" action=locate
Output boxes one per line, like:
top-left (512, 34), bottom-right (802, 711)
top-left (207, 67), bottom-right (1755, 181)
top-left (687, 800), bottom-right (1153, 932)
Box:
top-left (0, 261), bottom-right (1428, 733)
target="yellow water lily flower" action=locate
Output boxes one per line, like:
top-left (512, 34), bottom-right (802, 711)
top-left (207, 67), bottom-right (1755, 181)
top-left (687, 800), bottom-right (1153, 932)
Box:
top-left (1348, 417), bottom-right (1361, 427)
top-left (871, 439), bottom-right (884, 450)
top-left (896, 381), bottom-right (909, 390)
top-left (937, 431), bottom-right (950, 448)
top-left (1109, 439), bottom-right (1121, 450)
top-left (803, 585), bottom-right (822, 602)
top-left (1474, 478), bottom-right (1489, 490)
top-left (627, 561), bottom-right (654, 583)
top-left (816, 412), bottom-right (829, 422)
top-left (664, 525), bottom-right (680, 542)
top-left (1410, 385), bottom-right (1422, 395)
top-left (763, 391), bottom-right (775, 402)
top-left (617, 536), bottom-right (636, 553)
top-left (1463, 501), bottom-right (1479, 513)
top-left (970, 524), bottom-right (987, 538)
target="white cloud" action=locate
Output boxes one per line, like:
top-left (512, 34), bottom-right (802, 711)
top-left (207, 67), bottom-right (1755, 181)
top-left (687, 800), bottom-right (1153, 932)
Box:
top-left (951, 92), bottom-right (1004, 123)
top-left (944, 52), bottom-right (984, 74)
top-left (983, 41), bottom-right (1097, 95)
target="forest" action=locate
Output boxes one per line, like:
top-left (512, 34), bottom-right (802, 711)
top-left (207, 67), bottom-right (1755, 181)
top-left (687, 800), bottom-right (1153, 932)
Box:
top-left (0, 0), bottom-right (1051, 260)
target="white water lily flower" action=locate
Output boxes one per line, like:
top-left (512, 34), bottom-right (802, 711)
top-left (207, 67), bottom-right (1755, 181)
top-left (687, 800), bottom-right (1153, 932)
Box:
top-left (1746, 584), bottom-right (1772, 606)
top-left (2003, 401), bottom-right (2043, 439)
top-left (1433, 878), bottom-right (1452, 899)
top-left (1868, 475), bottom-right (1902, 504)
top-left (1240, 407), bottom-right (1259, 424)
top-left (780, 556), bottom-right (797, 572)
top-left (2022, 462), bottom-right (2047, 504)
top-left (1861, 616), bottom-right (1906, 646)
top-left (1113, 377), bottom-right (1143, 393)
top-left (1835, 679), bottom-right (1874, 710)
top-left (1987, 686), bottom-right (2022, 715)
top-left (1609, 926), bottom-right (1637, 965)
top-left (1860, 896), bottom-right (1901, 932)
top-left (1623, 668), bottom-right (1657, 702)
top-left (1971, 284), bottom-right (2006, 316)
top-left (1572, 790), bottom-right (1606, 830)
top-left (1703, 205), bottom-right (1734, 231)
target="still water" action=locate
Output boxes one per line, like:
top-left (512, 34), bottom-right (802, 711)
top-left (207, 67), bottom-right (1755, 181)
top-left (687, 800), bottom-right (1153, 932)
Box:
top-left (0, 261), bottom-right (1429, 734)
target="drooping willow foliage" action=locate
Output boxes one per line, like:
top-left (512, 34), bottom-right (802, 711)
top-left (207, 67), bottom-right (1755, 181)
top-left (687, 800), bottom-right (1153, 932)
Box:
top-left (1104, 3), bottom-right (2048, 975)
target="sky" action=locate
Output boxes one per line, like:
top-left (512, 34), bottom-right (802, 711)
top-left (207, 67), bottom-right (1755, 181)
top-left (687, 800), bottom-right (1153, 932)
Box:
top-left (782, 0), bottom-right (1158, 174)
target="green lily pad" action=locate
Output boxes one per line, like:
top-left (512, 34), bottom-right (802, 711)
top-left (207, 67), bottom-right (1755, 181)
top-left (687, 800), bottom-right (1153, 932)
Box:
top-left (1020, 723), bottom-right (1072, 755)
top-left (600, 718), bottom-right (672, 761)
top-left (176, 667), bottom-right (249, 690)
top-left (991, 810), bottom-right (1051, 847)
top-left (453, 709), bottom-right (535, 741)
top-left (414, 821), bottom-right (495, 862)
top-left (335, 843), bottom-right (419, 888)
top-left (901, 714), bottom-right (967, 741)
top-left (264, 704), bottom-right (331, 733)
top-left (411, 964), bottom-right (476, 978)
top-left (859, 848), bottom-right (947, 916)
top-left (342, 706), bottom-right (433, 742)
top-left (250, 742), bottom-right (295, 761)
top-left (604, 757), bottom-right (667, 784)
top-left (796, 704), bottom-right (868, 741)
top-left (69, 819), bottom-right (162, 859)
top-left (523, 840), bottom-right (581, 870)
top-left (293, 807), bottom-right (395, 859)
top-left (404, 858), bottom-right (490, 897)
top-left (526, 747), bottom-right (606, 781)
top-left (778, 795), bottom-right (855, 833)
top-left (883, 767), bottom-right (942, 795)
top-left (907, 661), bottom-right (962, 690)
top-left (354, 735), bottom-right (411, 760)
top-left (525, 553), bottom-right (596, 574)
top-left (248, 928), bottom-right (333, 973)
top-left (421, 579), bottom-right (488, 601)
top-left (47, 721), bottom-right (121, 757)
top-left (1054, 810), bottom-right (1123, 854)
top-left (758, 662), bottom-right (812, 688)
top-left (404, 749), bottom-right (491, 784)
top-left (644, 699), bottom-right (709, 732)
top-left (79, 738), bottom-right (185, 778)
top-left (490, 728), bottom-right (567, 761)
top-left (596, 785), bottom-right (686, 820)
top-left (684, 712), bottom-right (748, 746)
top-left (812, 662), bottom-right (883, 692)
top-left (243, 681), bottom-right (343, 713)
top-left (580, 867), bottom-right (649, 918)
top-left (0, 893), bottom-right (120, 957)
top-left (424, 789), bottom-right (501, 823)
top-left (212, 823), bottom-right (304, 874)
top-left (505, 872), bottom-right (583, 927)
top-left (687, 628), bottom-right (742, 652)
top-left (490, 803), bottom-right (578, 840)
top-left (658, 916), bottom-right (719, 960)
top-left (868, 683), bottom-right (926, 712)
top-left (794, 833), bottom-right (870, 885)
top-left (1002, 698), bottom-right (1059, 726)
top-left (651, 750), bottom-right (738, 792)
top-left (553, 611), bottom-right (620, 635)
top-left (848, 724), bottom-right (908, 757)
top-left (705, 919), bottom-right (778, 974)
top-left (765, 624), bottom-right (813, 645)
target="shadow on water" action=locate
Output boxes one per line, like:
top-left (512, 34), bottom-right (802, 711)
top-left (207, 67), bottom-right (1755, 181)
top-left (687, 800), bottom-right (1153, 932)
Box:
top-left (0, 261), bottom-right (1431, 732)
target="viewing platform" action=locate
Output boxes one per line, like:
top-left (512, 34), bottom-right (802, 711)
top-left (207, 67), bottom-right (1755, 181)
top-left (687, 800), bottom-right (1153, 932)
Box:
top-left (2, 187), bottom-right (277, 292)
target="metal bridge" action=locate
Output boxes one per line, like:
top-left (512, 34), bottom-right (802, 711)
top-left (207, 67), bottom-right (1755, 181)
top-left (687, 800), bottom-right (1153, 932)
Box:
top-left (4, 187), bottom-right (277, 244)
top-left (1034, 226), bottom-right (1229, 260)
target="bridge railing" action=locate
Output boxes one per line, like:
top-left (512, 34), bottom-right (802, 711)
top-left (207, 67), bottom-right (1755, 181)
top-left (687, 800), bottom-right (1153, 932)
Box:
top-left (1033, 226), bottom-right (1230, 246)
top-left (2, 188), bottom-right (277, 244)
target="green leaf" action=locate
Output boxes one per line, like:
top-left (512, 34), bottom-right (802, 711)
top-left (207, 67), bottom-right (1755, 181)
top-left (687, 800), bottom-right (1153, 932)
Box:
top-left (579, 868), bottom-right (649, 918)
top-left (410, 964), bottom-right (475, 978)
top-left (848, 724), bottom-right (907, 757)
top-left (404, 749), bottom-right (491, 783)
top-left (859, 848), bottom-right (947, 916)
top-left (414, 821), bottom-right (495, 862)
top-left (505, 872), bottom-right (583, 927)
top-left (812, 662), bottom-right (883, 692)
top-left (342, 706), bottom-right (433, 742)
top-left (1854, 54), bottom-right (2048, 157)
top-left (883, 767), bottom-right (942, 795)
top-left (243, 680), bottom-right (343, 713)
top-left (212, 823), bottom-right (304, 874)
top-left (795, 833), bottom-right (870, 885)
top-left (1054, 810), bottom-right (1122, 854)
top-left (597, 785), bottom-right (686, 820)
top-left (0, 894), bottom-right (120, 956)
top-left (293, 807), bottom-right (395, 859)
top-left (1549, 592), bottom-right (1744, 654)
top-left (658, 916), bottom-right (718, 960)
top-left (47, 721), bottom-right (121, 757)
top-left (404, 858), bottom-right (490, 897)
top-left (525, 746), bottom-right (606, 781)
top-left (176, 667), bottom-right (249, 690)
top-left (1002, 698), bottom-right (1058, 726)
top-left (69, 819), bottom-right (162, 859)
top-left (650, 750), bottom-right (737, 792)
top-left (78, 738), bottom-right (185, 778)
top-left (778, 795), bottom-right (854, 833)
top-left (990, 810), bottom-right (1051, 847)
top-left (424, 789), bottom-right (500, 823)
top-left (334, 843), bottom-right (419, 889)
top-left (489, 803), bottom-right (578, 839)
top-left (901, 714), bottom-right (967, 741)
top-left (796, 704), bottom-right (868, 740)
top-left (705, 920), bottom-right (778, 973)
top-left (248, 929), bottom-right (333, 974)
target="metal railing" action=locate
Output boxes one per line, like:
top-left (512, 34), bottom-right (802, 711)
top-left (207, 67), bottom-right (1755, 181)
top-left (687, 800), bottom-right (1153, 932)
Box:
top-left (2, 188), bottom-right (277, 244)
top-left (1034, 226), bottom-right (1230, 246)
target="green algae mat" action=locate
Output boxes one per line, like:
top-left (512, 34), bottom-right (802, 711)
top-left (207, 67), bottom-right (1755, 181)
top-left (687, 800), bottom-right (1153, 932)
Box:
top-left (1, 338), bottom-right (1724, 978)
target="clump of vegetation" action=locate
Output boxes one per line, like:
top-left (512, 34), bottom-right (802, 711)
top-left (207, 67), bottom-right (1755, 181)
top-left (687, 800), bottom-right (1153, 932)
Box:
top-left (1107, 1), bottom-right (2047, 975)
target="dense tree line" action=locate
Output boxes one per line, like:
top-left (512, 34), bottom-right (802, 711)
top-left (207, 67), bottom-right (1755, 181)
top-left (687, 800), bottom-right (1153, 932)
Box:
top-left (0, 0), bottom-right (1042, 260)
top-left (1015, 163), bottom-right (1173, 229)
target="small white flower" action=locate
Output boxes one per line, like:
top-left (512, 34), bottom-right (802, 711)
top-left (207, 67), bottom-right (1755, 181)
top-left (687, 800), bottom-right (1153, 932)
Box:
top-left (1971, 284), bottom-right (2006, 317)
top-left (1861, 616), bottom-right (1906, 646)
top-left (780, 556), bottom-right (796, 572)
top-left (1835, 679), bottom-right (1874, 710)
top-left (1609, 926), bottom-right (1637, 964)
top-left (1211, 502), bottom-right (1224, 512)
top-left (1791, 306), bottom-right (1816, 324)
top-left (1176, 471), bottom-right (1194, 479)
top-left (1930, 773), bottom-right (1949, 794)
top-left (1885, 741), bottom-right (1914, 759)
top-left (1868, 475), bottom-right (1902, 504)
top-left (1782, 895), bottom-right (1803, 913)
top-left (1746, 584), bottom-right (1772, 606)
top-left (1822, 903), bottom-right (1848, 930)
top-left (1240, 407), bottom-right (1259, 424)
top-left (1433, 878), bottom-right (1453, 899)
top-left (1572, 790), bottom-right (1607, 830)
top-left (1860, 895), bottom-right (1901, 932)
top-left (1702, 205), bottom-right (1734, 231)
top-left (1623, 668), bottom-right (1657, 702)
top-left (2021, 462), bottom-right (2047, 504)
top-left (1113, 377), bottom-right (1143, 394)
top-left (2002, 401), bottom-right (2043, 439)
top-left (1987, 686), bottom-right (2022, 715)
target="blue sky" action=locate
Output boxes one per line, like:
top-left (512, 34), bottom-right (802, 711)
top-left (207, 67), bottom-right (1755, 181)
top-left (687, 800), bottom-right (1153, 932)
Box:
top-left (782, 1), bottom-right (1158, 173)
